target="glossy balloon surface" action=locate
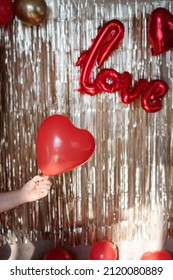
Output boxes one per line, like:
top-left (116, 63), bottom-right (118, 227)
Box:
top-left (36, 115), bottom-right (95, 176)
top-left (14, 0), bottom-right (47, 26)
top-left (140, 250), bottom-right (172, 260)
top-left (76, 20), bottom-right (124, 95)
top-left (148, 8), bottom-right (173, 55)
top-left (90, 240), bottom-right (117, 260)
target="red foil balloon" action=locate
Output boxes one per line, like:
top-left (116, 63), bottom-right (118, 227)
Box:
top-left (141, 80), bottom-right (168, 113)
top-left (0, 0), bottom-right (14, 26)
top-left (120, 72), bottom-right (147, 104)
top-left (90, 240), bottom-right (117, 260)
top-left (96, 69), bottom-right (121, 93)
top-left (36, 115), bottom-right (95, 176)
top-left (76, 20), bottom-right (124, 95)
top-left (140, 250), bottom-right (172, 260)
top-left (44, 248), bottom-right (73, 260)
top-left (148, 8), bottom-right (173, 55)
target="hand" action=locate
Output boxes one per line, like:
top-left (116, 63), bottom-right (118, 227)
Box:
top-left (20, 175), bottom-right (52, 203)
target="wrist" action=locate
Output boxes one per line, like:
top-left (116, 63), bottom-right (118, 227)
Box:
top-left (17, 188), bottom-right (28, 205)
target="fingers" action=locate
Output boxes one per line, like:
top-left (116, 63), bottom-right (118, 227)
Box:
top-left (31, 175), bottom-right (52, 199)
top-left (32, 175), bottom-right (49, 183)
top-left (31, 176), bottom-right (51, 189)
top-left (36, 182), bottom-right (51, 199)
top-left (36, 183), bottom-right (51, 191)
top-left (37, 178), bottom-right (52, 187)
top-left (38, 189), bottom-right (50, 199)
top-left (35, 178), bottom-right (52, 196)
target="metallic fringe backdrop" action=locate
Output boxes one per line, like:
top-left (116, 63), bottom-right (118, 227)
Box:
top-left (0, 0), bottom-right (173, 259)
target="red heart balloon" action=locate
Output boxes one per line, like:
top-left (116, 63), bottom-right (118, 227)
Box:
top-left (140, 250), bottom-right (172, 260)
top-left (36, 115), bottom-right (95, 176)
top-left (148, 8), bottom-right (173, 55)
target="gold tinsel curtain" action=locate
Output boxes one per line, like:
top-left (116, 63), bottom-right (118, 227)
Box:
top-left (0, 0), bottom-right (173, 259)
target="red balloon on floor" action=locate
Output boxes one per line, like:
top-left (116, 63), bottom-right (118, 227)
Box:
top-left (36, 114), bottom-right (95, 176)
top-left (90, 240), bottom-right (117, 260)
top-left (43, 248), bottom-right (73, 260)
top-left (140, 250), bottom-right (172, 260)
top-left (0, 0), bottom-right (14, 25)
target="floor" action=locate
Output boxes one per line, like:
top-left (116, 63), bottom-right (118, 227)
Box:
top-left (0, 237), bottom-right (173, 260)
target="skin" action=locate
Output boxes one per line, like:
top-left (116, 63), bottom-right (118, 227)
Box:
top-left (0, 175), bottom-right (52, 213)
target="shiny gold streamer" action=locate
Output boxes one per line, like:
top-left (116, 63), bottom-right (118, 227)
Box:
top-left (0, 0), bottom-right (173, 259)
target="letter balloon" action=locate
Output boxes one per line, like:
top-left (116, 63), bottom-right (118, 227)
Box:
top-left (76, 20), bottom-right (124, 95)
top-left (141, 80), bottom-right (169, 113)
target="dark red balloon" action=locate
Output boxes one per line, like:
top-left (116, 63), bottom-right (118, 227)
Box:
top-left (36, 115), bottom-right (95, 176)
top-left (148, 8), bottom-right (173, 55)
top-left (140, 250), bottom-right (172, 260)
top-left (76, 20), bottom-right (124, 95)
top-left (0, 0), bottom-right (14, 25)
top-left (44, 248), bottom-right (73, 260)
top-left (90, 240), bottom-right (117, 260)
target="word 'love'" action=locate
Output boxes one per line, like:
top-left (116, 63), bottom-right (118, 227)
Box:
top-left (76, 20), bottom-right (168, 113)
